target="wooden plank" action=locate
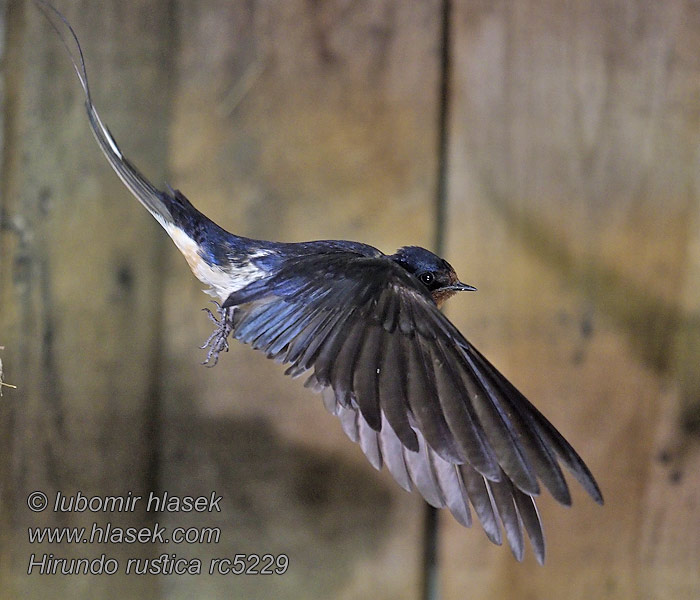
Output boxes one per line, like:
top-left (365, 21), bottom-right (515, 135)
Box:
top-left (0, 1), bottom-right (173, 598)
top-left (157, 1), bottom-right (441, 599)
top-left (442, 0), bottom-right (700, 598)
top-left (638, 190), bottom-right (700, 599)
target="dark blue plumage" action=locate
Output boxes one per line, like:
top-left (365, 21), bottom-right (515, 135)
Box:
top-left (38, 0), bottom-right (602, 564)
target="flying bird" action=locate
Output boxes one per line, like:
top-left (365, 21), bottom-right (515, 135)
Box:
top-left (37, 1), bottom-right (602, 563)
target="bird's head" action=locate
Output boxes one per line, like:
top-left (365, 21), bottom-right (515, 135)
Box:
top-left (390, 246), bottom-right (476, 308)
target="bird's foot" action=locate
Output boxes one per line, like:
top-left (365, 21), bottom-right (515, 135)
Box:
top-left (200, 301), bottom-right (234, 367)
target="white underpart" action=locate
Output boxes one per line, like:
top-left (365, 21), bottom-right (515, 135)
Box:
top-left (150, 210), bottom-right (169, 231)
top-left (164, 224), bottom-right (267, 301)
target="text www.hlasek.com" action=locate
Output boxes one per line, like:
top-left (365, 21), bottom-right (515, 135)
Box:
top-left (26, 490), bottom-right (289, 576)
top-left (28, 520), bottom-right (220, 545)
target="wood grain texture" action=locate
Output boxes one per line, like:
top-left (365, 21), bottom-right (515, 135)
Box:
top-left (0, 1), bottom-right (173, 598)
top-left (442, 1), bottom-right (700, 598)
top-left (1, 0), bottom-right (699, 598)
top-left (158, 1), bottom-right (441, 599)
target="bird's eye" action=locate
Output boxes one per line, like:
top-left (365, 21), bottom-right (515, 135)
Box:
top-left (419, 272), bottom-right (435, 286)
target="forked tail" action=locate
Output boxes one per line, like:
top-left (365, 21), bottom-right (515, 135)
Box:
top-left (35, 0), bottom-right (176, 231)
top-left (37, 1), bottom-right (282, 297)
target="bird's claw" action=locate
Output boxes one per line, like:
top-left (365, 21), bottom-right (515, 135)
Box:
top-left (200, 301), bottom-right (234, 367)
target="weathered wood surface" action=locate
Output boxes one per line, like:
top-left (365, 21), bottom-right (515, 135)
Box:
top-left (442, 1), bottom-right (700, 598)
top-left (1, 1), bottom-right (172, 599)
top-left (158, 1), bottom-right (440, 599)
top-left (0, 1), bottom-right (698, 599)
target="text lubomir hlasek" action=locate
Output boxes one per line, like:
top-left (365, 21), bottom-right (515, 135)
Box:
top-left (52, 491), bottom-right (222, 513)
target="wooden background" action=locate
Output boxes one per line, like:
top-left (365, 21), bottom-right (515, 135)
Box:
top-left (1, 0), bottom-right (699, 598)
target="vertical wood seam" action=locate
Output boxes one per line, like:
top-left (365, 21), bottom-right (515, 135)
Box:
top-left (143, 0), bottom-right (181, 520)
top-left (422, 1), bottom-right (452, 600)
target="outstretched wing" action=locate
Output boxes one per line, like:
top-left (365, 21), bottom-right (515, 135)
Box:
top-left (320, 388), bottom-right (546, 563)
top-left (223, 251), bottom-right (602, 561)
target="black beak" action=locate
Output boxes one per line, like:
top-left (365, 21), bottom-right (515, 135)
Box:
top-left (447, 281), bottom-right (477, 292)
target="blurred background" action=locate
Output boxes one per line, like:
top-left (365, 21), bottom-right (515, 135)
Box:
top-left (1, 0), bottom-right (699, 598)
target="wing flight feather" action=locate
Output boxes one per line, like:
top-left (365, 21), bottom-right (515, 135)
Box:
top-left (223, 251), bottom-right (601, 561)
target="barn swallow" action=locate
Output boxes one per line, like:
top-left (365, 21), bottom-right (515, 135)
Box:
top-left (38, 1), bottom-right (602, 563)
